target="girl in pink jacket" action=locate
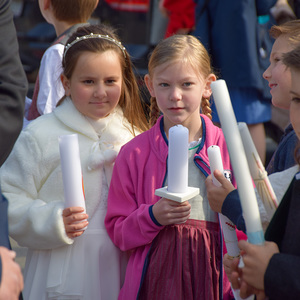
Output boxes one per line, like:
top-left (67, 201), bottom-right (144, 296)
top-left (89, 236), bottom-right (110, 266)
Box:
top-left (105, 34), bottom-right (238, 300)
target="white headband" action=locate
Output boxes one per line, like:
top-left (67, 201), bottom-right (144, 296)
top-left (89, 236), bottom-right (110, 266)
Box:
top-left (64, 33), bottom-right (126, 59)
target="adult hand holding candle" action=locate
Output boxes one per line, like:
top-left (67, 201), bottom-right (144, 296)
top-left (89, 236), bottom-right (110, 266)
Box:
top-left (59, 134), bottom-right (86, 211)
top-left (211, 80), bottom-right (264, 245)
top-left (155, 125), bottom-right (199, 202)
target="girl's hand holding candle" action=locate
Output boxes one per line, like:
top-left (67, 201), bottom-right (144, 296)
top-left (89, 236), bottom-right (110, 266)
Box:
top-left (59, 134), bottom-right (86, 211)
top-left (59, 134), bottom-right (88, 236)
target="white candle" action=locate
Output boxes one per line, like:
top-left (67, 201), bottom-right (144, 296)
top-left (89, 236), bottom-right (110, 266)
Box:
top-left (238, 122), bottom-right (278, 218)
top-left (207, 145), bottom-right (240, 258)
top-left (59, 134), bottom-right (86, 211)
top-left (211, 80), bottom-right (264, 245)
top-left (238, 122), bottom-right (265, 179)
top-left (168, 125), bottom-right (188, 193)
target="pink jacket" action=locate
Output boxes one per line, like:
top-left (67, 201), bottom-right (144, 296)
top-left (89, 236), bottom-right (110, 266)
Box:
top-left (105, 115), bottom-right (236, 299)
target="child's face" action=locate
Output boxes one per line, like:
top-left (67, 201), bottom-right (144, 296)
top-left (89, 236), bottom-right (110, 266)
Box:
top-left (263, 35), bottom-right (294, 109)
top-left (145, 61), bottom-right (215, 132)
top-left (62, 50), bottom-right (122, 120)
top-left (289, 68), bottom-right (300, 140)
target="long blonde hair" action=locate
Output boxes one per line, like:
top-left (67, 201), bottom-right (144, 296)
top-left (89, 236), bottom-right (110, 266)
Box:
top-left (147, 34), bottom-right (214, 127)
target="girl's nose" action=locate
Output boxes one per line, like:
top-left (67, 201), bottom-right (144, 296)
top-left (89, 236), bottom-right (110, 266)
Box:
top-left (93, 84), bottom-right (106, 98)
top-left (169, 87), bottom-right (182, 101)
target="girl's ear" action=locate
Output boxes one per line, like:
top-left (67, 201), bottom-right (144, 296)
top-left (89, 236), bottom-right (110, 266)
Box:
top-left (144, 74), bottom-right (156, 97)
top-left (203, 73), bottom-right (217, 99)
top-left (61, 74), bottom-right (71, 96)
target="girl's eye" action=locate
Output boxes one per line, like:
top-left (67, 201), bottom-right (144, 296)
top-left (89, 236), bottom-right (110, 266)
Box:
top-left (273, 55), bottom-right (281, 63)
top-left (106, 79), bottom-right (116, 84)
top-left (292, 97), bottom-right (300, 103)
top-left (84, 80), bottom-right (94, 84)
top-left (183, 82), bottom-right (192, 87)
top-left (159, 83), bottom-right (168, 87)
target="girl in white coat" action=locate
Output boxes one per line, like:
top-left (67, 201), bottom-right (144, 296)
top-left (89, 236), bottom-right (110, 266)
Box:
top-left (0, 24), bottom-right (148, 300)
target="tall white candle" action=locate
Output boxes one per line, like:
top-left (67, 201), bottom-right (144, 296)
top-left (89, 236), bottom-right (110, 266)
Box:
top-left (238, 122), bottom-right (265, 179)
top-left (207, 145), bottom-right (240, 258)
top-left (208, 145), bottom-right (250, 300)
top-left (168, 125), bottom-right (188, 193)
top-left (59, 134), bottom-right (86, 211)
top-left (238, 122), bottom-right (278, 218)
top-left (211, 80), bottom-right (264, 245)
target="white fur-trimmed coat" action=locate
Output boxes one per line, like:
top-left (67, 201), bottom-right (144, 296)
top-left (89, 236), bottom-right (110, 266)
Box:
top-left (1, 97), bottom-right (137, 250)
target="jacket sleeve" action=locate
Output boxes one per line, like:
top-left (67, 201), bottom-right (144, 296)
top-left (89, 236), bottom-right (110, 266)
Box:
top-left (222, 187), bottom-right (269, 233)
top-left (222, 190), bottom-right (246, 233)
top-left (37, 44), bottom-right (65, 115)
top-left (265, 253), bottom-right (300, 299)
top-left (105, 148), bottom-right (162, 251)
top-left (0, 130), bottom-right (73, 249)
top-left (0, 0), bottom-right (27, 166)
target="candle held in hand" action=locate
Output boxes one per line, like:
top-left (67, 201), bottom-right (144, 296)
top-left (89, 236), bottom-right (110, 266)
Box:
top-left (59, 134), bottom-right (86, 211)
top-left (155, 125), bottom-right (199, 203)
top-left (211, 79), bottom-right (264, 245)
top-left (168, 125), bottom-right (188, 193)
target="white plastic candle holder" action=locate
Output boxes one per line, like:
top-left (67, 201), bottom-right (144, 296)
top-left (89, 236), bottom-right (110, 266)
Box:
top-left (155, 186), bottom-right (200, 203)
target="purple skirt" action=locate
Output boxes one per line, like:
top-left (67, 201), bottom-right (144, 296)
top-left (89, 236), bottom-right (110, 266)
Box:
top-left (138, 219), bottom-right (231, 300)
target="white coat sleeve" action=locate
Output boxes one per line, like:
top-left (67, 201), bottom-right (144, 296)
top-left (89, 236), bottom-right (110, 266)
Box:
top-left (0, 129), bottom-right (73, 249)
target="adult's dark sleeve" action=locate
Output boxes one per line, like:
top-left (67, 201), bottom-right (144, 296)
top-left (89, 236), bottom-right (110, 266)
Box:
top-left (0, 0), bottom-right (27, 166)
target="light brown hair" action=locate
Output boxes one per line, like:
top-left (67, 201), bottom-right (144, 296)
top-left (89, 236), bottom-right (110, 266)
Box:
top-left (270, 19), bottom-right (300, 46)
top-left (146, 34), bottom-right (214, 127)
top-left (51, 0), bottom-right (98, 23)
top-left (61, 24), bottom-right (149, 133)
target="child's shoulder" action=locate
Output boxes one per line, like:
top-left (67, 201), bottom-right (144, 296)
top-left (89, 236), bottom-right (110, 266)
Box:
top-left (41, 43), bottom-right (64, 62)
top-left (121, 128), bottom-right (152, 149)
top-left (23, 111), bottom-right (61, 139)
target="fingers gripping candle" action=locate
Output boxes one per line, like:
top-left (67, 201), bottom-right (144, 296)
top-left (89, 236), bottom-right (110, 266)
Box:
top-left (211, 80), bottom-right (264, 245)
top-left (155, 125), bottom-right (199, 203)
top-left (59, 134), bottom-right (86, 211)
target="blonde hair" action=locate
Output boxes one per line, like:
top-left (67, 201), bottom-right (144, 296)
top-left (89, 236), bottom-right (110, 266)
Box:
top-left (147, 34), bottom-right (214, 127)
top-left (270, 20), bottom-right (300, 46)
top-left (51, 0), bottom-right (98, 23)
top-left (61, 24), bottom-right (149, 133)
